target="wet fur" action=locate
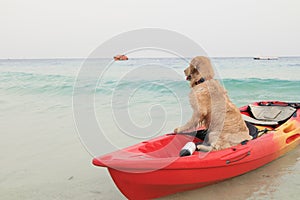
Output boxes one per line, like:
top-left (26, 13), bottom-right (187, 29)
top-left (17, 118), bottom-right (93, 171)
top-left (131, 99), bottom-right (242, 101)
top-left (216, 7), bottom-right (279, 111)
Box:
top-left (174, 56), bottom-right (252, 151)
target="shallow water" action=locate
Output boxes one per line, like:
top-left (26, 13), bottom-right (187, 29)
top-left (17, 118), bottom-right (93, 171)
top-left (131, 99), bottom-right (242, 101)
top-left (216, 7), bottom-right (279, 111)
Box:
top-left (0, 57), bottom-right (299, 199)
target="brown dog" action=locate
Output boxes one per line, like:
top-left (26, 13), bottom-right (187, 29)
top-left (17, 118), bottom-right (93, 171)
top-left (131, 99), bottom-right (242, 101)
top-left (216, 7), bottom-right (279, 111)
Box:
top-left (174, 56), bottom-right (252, 151)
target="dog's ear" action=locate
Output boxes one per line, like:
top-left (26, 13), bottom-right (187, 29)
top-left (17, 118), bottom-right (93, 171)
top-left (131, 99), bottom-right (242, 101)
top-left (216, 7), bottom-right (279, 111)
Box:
top-left (191, 66), bottom-right (198, 74)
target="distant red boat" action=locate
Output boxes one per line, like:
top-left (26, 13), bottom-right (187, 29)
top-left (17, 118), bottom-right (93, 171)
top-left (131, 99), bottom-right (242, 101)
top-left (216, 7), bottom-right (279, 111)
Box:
top-left (113, 54), bottom-right (128, 61)
top-left (92, 101), bottom-right (300, 199)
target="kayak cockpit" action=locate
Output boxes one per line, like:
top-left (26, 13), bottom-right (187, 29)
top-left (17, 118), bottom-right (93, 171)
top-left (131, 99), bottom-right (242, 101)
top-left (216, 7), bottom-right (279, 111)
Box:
top-left (241, 101), bottom-right (299, 127)
top-left (94, 102), bottom-right (300, 167)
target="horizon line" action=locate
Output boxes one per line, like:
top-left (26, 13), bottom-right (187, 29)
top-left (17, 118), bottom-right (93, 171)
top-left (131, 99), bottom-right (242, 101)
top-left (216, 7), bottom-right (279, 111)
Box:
top-left (1, 55), bottom-right (300, 60)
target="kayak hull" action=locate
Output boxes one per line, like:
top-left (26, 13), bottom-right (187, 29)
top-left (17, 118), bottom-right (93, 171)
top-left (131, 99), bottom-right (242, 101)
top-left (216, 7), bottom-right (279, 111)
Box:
top-left (92, 101), bottom-right (300, 199)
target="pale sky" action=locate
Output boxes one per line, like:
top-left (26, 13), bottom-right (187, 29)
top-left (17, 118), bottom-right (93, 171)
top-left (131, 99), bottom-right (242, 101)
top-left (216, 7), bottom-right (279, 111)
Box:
top-left (0, 0), bottom-right (299, 58)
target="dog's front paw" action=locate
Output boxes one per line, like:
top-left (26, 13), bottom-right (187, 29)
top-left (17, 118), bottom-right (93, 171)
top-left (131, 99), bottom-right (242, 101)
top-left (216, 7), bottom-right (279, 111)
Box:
top-left (174, 127), bottom-right (182, 133)
top-left (196, 144), bottom-right (213, 152)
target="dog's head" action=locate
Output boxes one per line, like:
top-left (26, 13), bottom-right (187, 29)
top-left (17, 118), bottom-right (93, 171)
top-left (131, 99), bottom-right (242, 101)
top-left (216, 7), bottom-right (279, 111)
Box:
top-left (184, 56), bottom-right (215, 87)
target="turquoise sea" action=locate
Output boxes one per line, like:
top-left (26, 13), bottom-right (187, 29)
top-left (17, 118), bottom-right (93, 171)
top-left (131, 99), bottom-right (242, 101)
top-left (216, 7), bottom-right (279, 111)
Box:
top-left (1, 57), bottom-right (300, 199)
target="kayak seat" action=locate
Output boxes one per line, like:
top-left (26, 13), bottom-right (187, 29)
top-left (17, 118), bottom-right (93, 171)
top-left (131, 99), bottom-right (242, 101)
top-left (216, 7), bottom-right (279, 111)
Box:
top-left (242, 115), bottom-right (279, 126)
top-left (245, 121), bottom-right (259, 139)
top-left (242, 105), bottom-right (296, 126)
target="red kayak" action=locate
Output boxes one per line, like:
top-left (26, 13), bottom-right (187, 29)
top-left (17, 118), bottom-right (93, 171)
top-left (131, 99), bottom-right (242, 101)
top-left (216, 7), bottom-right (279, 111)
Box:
top-left (92, 101), bottom-right (300, 199)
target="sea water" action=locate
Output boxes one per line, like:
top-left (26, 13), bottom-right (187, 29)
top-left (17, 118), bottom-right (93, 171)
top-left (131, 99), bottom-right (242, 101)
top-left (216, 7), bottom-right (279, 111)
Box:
top-left (0, 57), bottom-right (299, 199)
